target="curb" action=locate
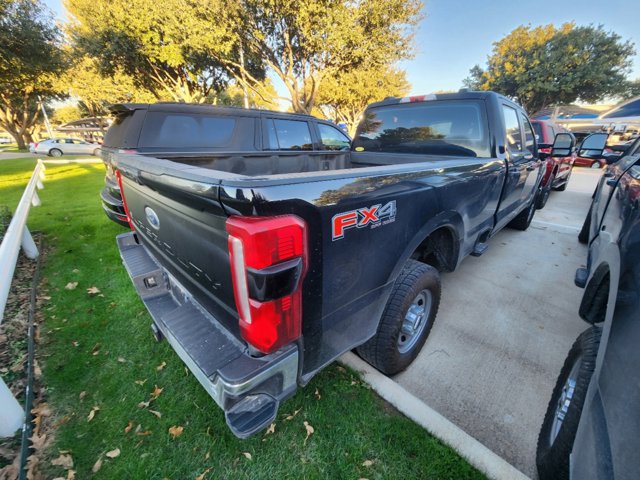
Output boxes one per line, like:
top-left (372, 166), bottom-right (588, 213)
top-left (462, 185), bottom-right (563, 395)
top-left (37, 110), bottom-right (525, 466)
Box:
top-left (339, 352), bottom-right (531, 480)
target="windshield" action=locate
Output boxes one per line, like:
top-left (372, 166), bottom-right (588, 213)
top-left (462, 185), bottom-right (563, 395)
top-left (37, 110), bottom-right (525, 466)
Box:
top-left (352, 100), bottom-right (491, 157)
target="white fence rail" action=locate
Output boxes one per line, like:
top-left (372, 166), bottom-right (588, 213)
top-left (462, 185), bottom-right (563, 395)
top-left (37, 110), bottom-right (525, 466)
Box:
top-left (0, 159), bottom-right (45, 437)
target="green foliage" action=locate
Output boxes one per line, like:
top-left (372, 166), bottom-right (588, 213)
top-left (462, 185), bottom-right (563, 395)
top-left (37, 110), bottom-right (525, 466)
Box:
top-left (621, 79), bottom-right (640, 100)
top-left (217, 79), bottom-right (280, 110)
top-left (65, 0), bottom-right (263, 103)
top-left (60, 56), bottom-right (159, 117)
top-left (50, 104), bottom-right (82, 125)
top-left (235, 0), bottom-right (422, 113)
top-left (0, 0), bottom-right (68, 147)
top-left (317, 66), bottom-right (410, 135)
top-left (465, 24), bottom-right (635, 113)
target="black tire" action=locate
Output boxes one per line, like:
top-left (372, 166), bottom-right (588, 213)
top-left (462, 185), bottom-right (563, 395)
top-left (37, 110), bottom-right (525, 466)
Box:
top-left (554, 168), bottom-right (572, 191)
top-left (49, 148), bottom-right (62, 157)
top-left (356, 260), bottom-right (441, 375)
top-left (536, 174), bottom-right (554, 210)
top-left (536, 326), bottom-right (602, 480)
top-left (578, 204), bottom-right (592, 244)
top-left (508, 196), bottom-right (536, 231)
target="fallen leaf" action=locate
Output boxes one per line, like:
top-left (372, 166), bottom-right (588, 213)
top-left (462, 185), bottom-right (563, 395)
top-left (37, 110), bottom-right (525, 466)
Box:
top-left (137, 401), bottom-right (150, 409)
top-left (105, 448), bottom-right (120, 459)
top-left (91, 343), bottom-right (101, 355)
top-left (31, 403), bottom-right (51, 417)
top-left (362, 460), bottom-right (375, 467)
top-left (87, 406), bottom-right (100, 422)
top-left (67, 470), bottom-right (76, 480)
top-left (79, 391), bottom-right (86, 400)
top-left (117, 357), bottom-right (126, 363)
top-left (168, 425), bottom-right (184, 438)
top-left (87, 286), bottom-right (101, 295)
top-left (195, 467), bottom-right (212, 480)
top-left (64, 282), bottom-right (78, 290)
top-left (314, 388), bottom-right (321, 400)
top-left (303, 421), bottom-right (314, 444)
top-left (124, 421), bottom-right (133, 434)
top-left (284, 407), bottom-right (302, 421)
top-left (72, 341), bottom-right (79, 347)
top-left (242, 452), bottom-right (252, 460)
top-left (150, 385), bottom-right (163, 400)
top-left (148, 410), bottom-right (162, 418)
top-left (134, 379), bottom-right (147, 386)
top-left (265, 423), bottom-right (275, 435)
top-left (136, 430), bottom-right (152, 437)
top-left (91, 457), bottom-right (102, 473)
top-left (30, 433), bottom-right (47, 451)
top-left (156, 361), bottom-right (167, 371)
top-left (51, 453), bottom-right (74, 469)
top-left (204, 452), bottom-right (210, 460)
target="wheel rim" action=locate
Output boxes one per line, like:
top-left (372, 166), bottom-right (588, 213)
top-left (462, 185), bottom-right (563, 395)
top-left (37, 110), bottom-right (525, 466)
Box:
top-left (52, 149), bottom-right (61, 157)
top-left (549, 355), bottom-right (582, 445)
top-left (397, 289), bottom-right (432, 354)
top-left (591, 162), bottom-right (600, 169)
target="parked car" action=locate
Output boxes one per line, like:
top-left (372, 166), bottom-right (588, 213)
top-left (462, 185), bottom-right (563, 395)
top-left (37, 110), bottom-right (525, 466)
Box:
top-left (531, 119), bottom-right (576, 208)
top-left (99, 103), bottom-right (352, 227)
top-left (108, 91), bottom-right (603, 438)
top-left (0, 136), bottom-right (12, 144)
top-left (31, 138), bottom-right (101, 157)
top-left (536, 137), bottom-right (640, 480)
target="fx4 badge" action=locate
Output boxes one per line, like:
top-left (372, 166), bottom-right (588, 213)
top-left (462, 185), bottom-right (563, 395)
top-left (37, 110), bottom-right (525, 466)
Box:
top-left (332, 201), bottom-right (397, 241)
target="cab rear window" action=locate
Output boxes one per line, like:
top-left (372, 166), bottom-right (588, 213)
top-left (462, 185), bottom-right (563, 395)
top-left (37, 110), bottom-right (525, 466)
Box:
top-left (138, 112), bottom-right (236, 149)
top-left (353, 100), bottom-right (491, 157)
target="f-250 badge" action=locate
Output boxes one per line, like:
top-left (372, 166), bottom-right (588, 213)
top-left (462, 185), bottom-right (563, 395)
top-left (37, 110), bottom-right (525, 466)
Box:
top-left (332, 201), bottom-right (397, 240)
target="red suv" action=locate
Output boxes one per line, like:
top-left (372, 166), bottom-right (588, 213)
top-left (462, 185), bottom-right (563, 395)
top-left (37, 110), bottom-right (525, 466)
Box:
top-left (532, 119), bottom-right (576, 209)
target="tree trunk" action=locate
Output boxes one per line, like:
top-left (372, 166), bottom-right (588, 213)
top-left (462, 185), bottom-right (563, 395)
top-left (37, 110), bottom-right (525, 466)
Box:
top-left (12, 132), bottom-right (26, 150)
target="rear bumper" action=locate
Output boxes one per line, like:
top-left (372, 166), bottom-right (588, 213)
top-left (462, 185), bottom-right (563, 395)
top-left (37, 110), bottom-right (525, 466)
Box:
top-left (117, 232), bottom-right (299, 438)
top-left (101, 179), bottom-right (129, 227)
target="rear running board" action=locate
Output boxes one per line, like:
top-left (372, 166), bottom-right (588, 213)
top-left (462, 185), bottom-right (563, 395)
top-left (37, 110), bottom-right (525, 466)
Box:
top-left (117, 232), bottom-right (299, 438)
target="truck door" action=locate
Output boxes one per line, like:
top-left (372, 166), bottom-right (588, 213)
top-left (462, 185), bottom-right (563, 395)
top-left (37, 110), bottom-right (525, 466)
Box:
top-left (495, 104), bottom-right (538, 227)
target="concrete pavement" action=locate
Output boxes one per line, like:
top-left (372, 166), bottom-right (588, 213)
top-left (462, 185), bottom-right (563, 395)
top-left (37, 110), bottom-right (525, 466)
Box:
top-left (393, 168), bottom-right (601, 478)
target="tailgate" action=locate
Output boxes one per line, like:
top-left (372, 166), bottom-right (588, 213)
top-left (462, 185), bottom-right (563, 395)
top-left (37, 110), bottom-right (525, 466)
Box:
top-left (116, 160), bottom-right (241, 339)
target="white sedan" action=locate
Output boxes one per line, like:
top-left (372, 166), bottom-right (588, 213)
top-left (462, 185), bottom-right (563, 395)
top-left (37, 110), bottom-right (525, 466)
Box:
top-left (31, 138), bottom-right (101, 157)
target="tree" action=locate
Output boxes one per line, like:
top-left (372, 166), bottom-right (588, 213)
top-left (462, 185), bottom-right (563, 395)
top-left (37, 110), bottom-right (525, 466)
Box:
top-left (0, 0), bottom-right (67, 148)
top-left (621, 79), bottom-right (640, 100)
top-left (316, 66), bottom-right (410, 136)
top-left (51, 104), bottom-right (82, 125)
top-left (65, 0), bottom-right (264, 103)
top-left (230, 0), bottom-right (422, 114)
top-left (60, 56), bottom-right (159, 117)
top-left (217, 78), bottom-right (279, 110)
top-left (464, 24), bottom-right (635, 113)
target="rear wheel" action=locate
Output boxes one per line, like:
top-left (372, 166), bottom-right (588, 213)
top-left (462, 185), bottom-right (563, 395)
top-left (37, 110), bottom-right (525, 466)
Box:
top-left (49, 148), bottom-right (62, 157)
top-left (93, 148), bottom-right (101, 157)
top-left (356, 260), bottom-right (441, 375)
top-left (536, 327), bottom-right (602, 480)
top-left (590, 161), bottom-right (601, 169)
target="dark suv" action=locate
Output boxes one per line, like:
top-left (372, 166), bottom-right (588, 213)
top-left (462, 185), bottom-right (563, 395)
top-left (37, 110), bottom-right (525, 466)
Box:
top-left (100, 103), bottom-right (351, 226)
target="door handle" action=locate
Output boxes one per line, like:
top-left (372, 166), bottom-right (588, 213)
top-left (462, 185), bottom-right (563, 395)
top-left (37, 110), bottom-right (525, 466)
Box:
top-left (603, 171), bottom-right (614, 178)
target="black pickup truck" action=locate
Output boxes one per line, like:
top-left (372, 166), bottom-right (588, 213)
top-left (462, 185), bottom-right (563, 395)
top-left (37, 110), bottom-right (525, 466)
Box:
top-left (111, 90), bottom-right (546, 438)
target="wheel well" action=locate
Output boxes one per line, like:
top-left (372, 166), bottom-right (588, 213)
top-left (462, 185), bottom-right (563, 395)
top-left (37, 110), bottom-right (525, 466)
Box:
top-left (410, 227), bottom-right (457, 272)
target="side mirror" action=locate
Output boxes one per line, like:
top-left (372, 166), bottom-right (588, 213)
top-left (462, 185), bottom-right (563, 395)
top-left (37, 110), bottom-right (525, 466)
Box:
top-left (551, 133), bottom-right (575, 157)
top-left (578, 133), bottom-right (609, 159)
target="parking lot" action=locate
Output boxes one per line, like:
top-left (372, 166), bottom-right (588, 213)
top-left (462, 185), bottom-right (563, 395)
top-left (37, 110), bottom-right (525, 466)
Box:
top-left (395, 168), bottom-right (602, 478)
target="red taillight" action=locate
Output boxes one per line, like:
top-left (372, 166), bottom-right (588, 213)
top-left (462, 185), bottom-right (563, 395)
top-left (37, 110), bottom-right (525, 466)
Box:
top-left (539, 147), bottom-right (552, 154)
top-left (34, 143), bottom-right (39, 149)
top-left (114, 169), bottom-right (136, 231)
top-left (226, 215), bottom-right (307, 354)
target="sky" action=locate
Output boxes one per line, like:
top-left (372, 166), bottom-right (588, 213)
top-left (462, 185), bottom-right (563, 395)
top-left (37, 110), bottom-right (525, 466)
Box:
top-left (45, 0), bottom-right (640, 98)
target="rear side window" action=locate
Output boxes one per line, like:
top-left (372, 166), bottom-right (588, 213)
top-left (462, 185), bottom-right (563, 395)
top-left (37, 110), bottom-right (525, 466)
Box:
top-left (266, 119), bottom-right (313, 150)
top-left (318, 124), bottom-right (350, 151)
top-left (138, 112), bottom-right (236, 149)
top-left (520, 113), bottom-right (535, 154)
top-left (352, 100), bottom-right (491, 157)
top-left (104, 112), bottom-right (136, 148)
top-left (502, 106), bottom-right (522, 152)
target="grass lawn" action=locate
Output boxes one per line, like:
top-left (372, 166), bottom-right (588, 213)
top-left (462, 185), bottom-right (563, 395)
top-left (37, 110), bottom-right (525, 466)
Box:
top-left (0, 157), bottom-right (485, 480)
